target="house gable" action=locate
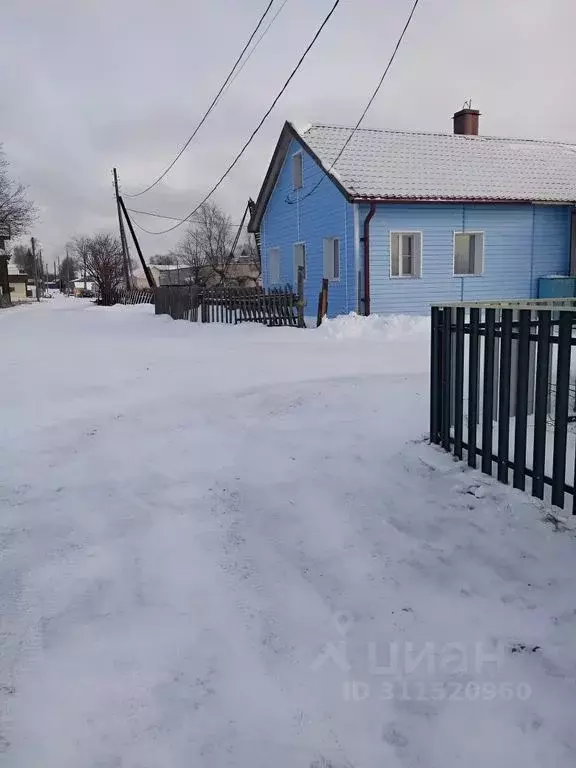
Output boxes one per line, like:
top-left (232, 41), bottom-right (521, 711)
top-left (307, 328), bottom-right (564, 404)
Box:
top-left (248, 122), bottom-right (351, 235)
top-left (259, 133), bottom-right (357, 316)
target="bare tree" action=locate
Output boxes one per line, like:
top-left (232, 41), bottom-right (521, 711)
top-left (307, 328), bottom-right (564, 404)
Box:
top-left (71, 236), bottom-right (91, 289)
top-left (0, 147), bottom-right (36, 237)
top-left (12, 244), bottom-right (35, 275)
top-left (0, 149), bottom-right (36, 302)
top-left (174, 202), bottom-right (236, 286)
top-left (236, 236), bottom-right (261, 286)
top-left (84, 233), bottom-right (124, 304)
top-left (59, 255), bottom-right (77, 286)
top-left (150, 253), bottom-right (177, 265)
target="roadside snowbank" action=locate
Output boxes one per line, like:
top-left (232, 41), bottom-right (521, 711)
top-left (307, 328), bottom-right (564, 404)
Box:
top-left (319, 311), bottom-right (430, 340)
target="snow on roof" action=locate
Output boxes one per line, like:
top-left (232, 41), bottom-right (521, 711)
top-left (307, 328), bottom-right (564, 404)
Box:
top-left (298, 123), bottom-right (576, 202)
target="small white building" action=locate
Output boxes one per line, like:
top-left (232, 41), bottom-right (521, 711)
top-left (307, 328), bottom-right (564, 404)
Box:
top-left (7, 263), bottom-right (29, 301)
top-left (71, 279), bottom-right (97, 295)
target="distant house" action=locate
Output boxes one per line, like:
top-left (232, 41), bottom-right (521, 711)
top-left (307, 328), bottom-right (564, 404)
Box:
top-left (7, 263), bottom-right (29, 301)
top-left (71, 279), bottom-right (97, 296)
top-left (132, 265), bottom-right (195, 289)
top-left (133, 261), bottom-right (261, 289)
top-left (248, 108), bottom-right (576, 316)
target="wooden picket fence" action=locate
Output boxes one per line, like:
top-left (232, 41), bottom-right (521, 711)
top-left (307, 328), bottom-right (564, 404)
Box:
top-left (98, 288), bottom-right (154, 306)
top-left (154, 285), bottom-right (200, 320)
top-left (155, 282), bottom-right (304, 328)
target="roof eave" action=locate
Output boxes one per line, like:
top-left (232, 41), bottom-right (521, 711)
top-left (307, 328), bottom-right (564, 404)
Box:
top-left (349, 196), bottom-right (576, 205)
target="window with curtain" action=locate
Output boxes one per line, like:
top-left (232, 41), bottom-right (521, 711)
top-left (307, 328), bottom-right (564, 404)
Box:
top-left (390, 232), bottom-right (422, 278)
top-left (268, 247), bottom-right (280, 284)
top-left (323, 238), bottom-right (340, 280)
top-left (454, 233), bottom-right (484, 275)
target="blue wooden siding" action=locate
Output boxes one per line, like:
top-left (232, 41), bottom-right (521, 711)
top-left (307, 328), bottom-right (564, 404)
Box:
top-left (364, 203), bottom-right (573, 315)
top-left (261, 138), bottom-right (356, 317)
top-left (532, 206), bottom-right (572, 293)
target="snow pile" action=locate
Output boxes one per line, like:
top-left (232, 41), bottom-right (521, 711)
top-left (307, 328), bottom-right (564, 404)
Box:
top-left (319, 311), bottom-right (429, 340)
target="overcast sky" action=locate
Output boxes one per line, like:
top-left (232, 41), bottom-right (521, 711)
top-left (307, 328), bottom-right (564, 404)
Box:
top-left (2, 0), bottom-right (575, 264)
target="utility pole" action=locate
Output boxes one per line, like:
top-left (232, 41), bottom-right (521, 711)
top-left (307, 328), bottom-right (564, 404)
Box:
top-left (31, 237), bottom-right (39, 301)
top-left (39, 249), bottom-right (44, 298)
top-left (118, 195), bottom-right (156, 289)
top-left (113, 168), bottom-right (131, 290)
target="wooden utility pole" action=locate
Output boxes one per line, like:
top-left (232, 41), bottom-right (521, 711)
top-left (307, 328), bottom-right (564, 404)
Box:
top-left (0, 225), bottom-right (10, 304)
top-left (31, 237), bottom-right (40, 301)
top-left (65, 246), bottom-right (70, 294)
top-left (113, 168), bottom-right (132, 291)
top-left (118, 195), bottom-right (156, 289)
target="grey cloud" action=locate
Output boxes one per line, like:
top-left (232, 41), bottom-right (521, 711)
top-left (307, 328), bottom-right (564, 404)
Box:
top-left (2, 0), bottom-right (575, 261)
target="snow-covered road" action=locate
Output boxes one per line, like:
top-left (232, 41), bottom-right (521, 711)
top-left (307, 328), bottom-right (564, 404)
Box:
top-left (1, 297), bottom-right (575, 768)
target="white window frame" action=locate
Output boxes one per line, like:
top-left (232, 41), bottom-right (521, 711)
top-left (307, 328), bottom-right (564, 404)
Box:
top-left (323, 237), bottom-right (340, 281)
top-left (389, 231), bottom-right (423, 279)
top-left (452, 231), bottom-right (484, 277)
top-left (268, 247), bottom-right (281, 285)
top-left (292, 152), bottom-right (303, 190)
top-left (293, 242), bottom-right (306, 281)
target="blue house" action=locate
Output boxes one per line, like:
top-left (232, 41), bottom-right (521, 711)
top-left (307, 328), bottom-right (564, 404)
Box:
top-left (248, 108), bottom-right (576, 316)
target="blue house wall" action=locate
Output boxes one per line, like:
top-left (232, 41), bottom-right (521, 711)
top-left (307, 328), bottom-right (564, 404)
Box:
top-left (259, 138), bottom-right (573, 317)
top-left (260, 137), bottom-right (356, 317)
top-left (365, 203), bottom-right (572, 314)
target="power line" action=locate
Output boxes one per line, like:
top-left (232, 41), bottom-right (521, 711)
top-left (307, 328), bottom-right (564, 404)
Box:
top-left (127, 207), bottom-right (193, 223)
top-left (221, 0), bottom-right (291, 98)
top-left (133, 0), bottom-right (343, 235)
top-left (127, 206), bottom-right (243, 228)
top-left (125, 0), bottom-right (277, 199)
top-left (290, 0), bottom-right (422, 204)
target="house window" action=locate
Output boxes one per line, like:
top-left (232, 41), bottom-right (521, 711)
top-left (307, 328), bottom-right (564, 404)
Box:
top-left (292, 152), bottom-right (303, 190)
top-left (294, 243), bottom-right (306, 280)
top-left (454, 232), bottom-right (484, 275)
top-left (323, 237), bottom-right (340, 281)
top-left (268, 247), bottom-right (281, 284)
top-left (390, 232), bottom-right (422, 278)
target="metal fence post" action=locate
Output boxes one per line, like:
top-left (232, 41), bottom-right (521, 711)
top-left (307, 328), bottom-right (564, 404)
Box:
top-left (551, 312), bottom-right (572, 508)
top-left (430, 306), bottom-right (442, 444)
top-left (481, 308), bottom-right (496, 475)
top-left (512, 310), bottom-right (531, 490)
top-left (532, 311), bottom-right (551, 499)
top-left (453, 307), bottom-right (465, 459)
top-left (468, 307), bottom-right (480, 468)
top-left (497, 309), bottom-right (513, 483)
top-left (441, 307), bottom-right (452, 451)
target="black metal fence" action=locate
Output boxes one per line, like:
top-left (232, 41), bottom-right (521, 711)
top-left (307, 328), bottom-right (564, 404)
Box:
top-left (430, 300), bottom-right (576, 513)
top-left (155, 282), bottom-right (305, 328)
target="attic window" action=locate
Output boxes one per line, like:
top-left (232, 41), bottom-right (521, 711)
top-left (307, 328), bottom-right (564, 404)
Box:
top-left (292, 152), bottom-right (303, 190)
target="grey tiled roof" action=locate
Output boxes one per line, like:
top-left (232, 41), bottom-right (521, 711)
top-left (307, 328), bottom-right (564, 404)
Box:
top-left (299, 123), bottom-right (576, 203)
